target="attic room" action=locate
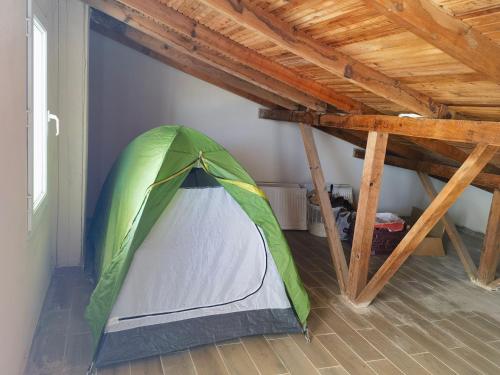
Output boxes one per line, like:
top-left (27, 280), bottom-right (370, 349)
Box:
top-left (1, 0), bottom-right (500, 374)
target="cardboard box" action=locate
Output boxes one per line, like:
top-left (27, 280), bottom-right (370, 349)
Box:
top-left (409, 207), bottom-right (446, 256)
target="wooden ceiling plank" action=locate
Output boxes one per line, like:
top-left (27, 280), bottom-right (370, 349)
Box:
top-left (199, 0), bottom-right (450, 117)
top-left (116, 0), bottom-right (375, 114)
top-left (258, 109), bottom-right (500, 146)
top-left (355, 143), bottom-right (498, 306)
top-left (90, 13), bottom-right (298, 110)
top-left (85, 0), bottom-right (325, 111)
top-left (366, 0), bottom-right (500, 83)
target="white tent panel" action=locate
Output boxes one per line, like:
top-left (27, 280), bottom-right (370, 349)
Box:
top-left (107, 187), bottom-right (292, 333)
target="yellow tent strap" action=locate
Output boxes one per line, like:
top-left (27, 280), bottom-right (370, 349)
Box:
top-left (200, 155), bottom-right (267, 200)
top-left (145, 155), bottom-right (267, 200)
top-left (147, 159), bottom-right (198, 191)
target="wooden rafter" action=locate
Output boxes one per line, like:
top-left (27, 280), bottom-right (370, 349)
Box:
top-left (198, 0), bottom-right (450, 117)
top-left (418, 172), bottom-right (477, 280)
top-left (109, 0), bottom-right (375, 114)
top-left (355, 144), bottom-right (497, 306)
top-left (408, 138), bottom-right (500, 174)
top-left (477, 189), bottom-right (500, 286)
top-left (258, 109), bottom-right (500, 146)
top-left (366, 0), bottom-right (500, 83)
top-left (353, 149), bottom-right (499, 191)
top-left (321, 128), bottom-right (427, 161)
top-left (299, 123), bottom-right (349, 293)
top-left (90, 13), bottom-right (299, 110)
top-left (86, 0), bottom-right (327, 111)
top-left (347, 132), bottom-right (388, 299)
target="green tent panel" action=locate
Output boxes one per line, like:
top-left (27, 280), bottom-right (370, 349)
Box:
top-left (86, 126), bottom-right (310, 367)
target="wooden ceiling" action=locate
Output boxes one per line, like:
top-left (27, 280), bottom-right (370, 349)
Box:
top-left (86, 0), bottom-right (500, 190)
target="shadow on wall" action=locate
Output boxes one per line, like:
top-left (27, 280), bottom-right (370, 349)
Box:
top-left (86, 29), bottom-right (490, 234)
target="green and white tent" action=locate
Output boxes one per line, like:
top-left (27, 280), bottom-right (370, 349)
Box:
top-left (86, 126), bottom-right (310, 367)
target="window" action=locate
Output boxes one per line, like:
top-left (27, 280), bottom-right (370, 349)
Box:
top-left (32, 16), bottom-right (47, 211)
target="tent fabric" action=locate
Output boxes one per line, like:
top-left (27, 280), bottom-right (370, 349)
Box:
top-left (107, 187), bottom-right (292, 332)
top-left (93, 182), bottom-right (303, 366)
top-left (85, 126), bottom-right (310, 352)
top-left (96, 309), bottom-right (301, 367)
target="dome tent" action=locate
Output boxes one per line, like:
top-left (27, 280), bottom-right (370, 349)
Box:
top-left (85, 126), bottom-right (310, 367)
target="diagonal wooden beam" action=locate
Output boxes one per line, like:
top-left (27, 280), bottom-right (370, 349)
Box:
top-left (477, 189), bottom-right (500, 286)
top-left (355, 144), bottom-right (497, 306)
top-left (85, 0), bottom-right (325, 111)
top-left (418, 172), bottom-right (477, 280)
top-left (366, 0), bottom-right (500, 83)
top-left (90, 13), bottom-right (299, 110)
top-left (353, 149), bottom-right (500, 191)
top-left (258, 109), bottom-right (500, 146)
top-left (347, 132), bottom-right (388, 300)
top-left (299, 123), bottom-right (349, 293)
top-left (199, 0), bottom-right (450, 117)
top-left (113, 0), bottom-right (374, 114)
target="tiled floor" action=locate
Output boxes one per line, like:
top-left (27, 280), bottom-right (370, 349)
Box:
top-left (25, 230), bottom-right (500, 374)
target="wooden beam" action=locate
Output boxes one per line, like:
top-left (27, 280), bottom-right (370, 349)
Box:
top-left (418, 172), bottom-right (478, 280)
top-left (111, 0), bottom-right (374, 114)
top-left (320, 128), bottom-right (368, 150)
top-left (258, 109), bottom-right (500, 146)
top-left (85, 0), bottom-right (325, 111)
top-left (409, 138), bottom-right (471, 164)
top-left (355, 144), bottom-right (497, 306)
top-left (320, 115), bottom-right (500, 146)
top-left (409, 138), bottom-right (500, 175)
top-left (90, 14), bottom-right (298, 110)
top-left (347, 132), bottom-right (388, 300)
top-left (299, 123), bottom-right (349, 293)
top-left (199, 0), bottom-right (450, 117)
top-left (332, 129), bottom-right (429, 161)
top-left (477, 189), bottom-right (500, 285)
top-left (367, 0), bottom-right (500, 82)
top-left (259, 107), bottom-right (498, 170)
top-left (259, 109), bottom-right (322, 125)
top-left (352, 149), bottom-right (499, 191)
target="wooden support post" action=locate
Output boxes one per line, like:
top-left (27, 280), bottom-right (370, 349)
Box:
top-left (355, 144), bottom-right (497, 306)
top-left (477, 189), bottom-right (500, 286)
top-left (299, 123), bottom-right (349, 293)
top-left (347, 132), bottom-right (388, 300)
top-left (418, 172), bottom-right (478, 280)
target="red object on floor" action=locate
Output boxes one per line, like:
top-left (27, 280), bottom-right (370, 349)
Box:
top-left (348, 213), bottom-right (407, 255)
top-left (374, 213), bottom-right (405, 232)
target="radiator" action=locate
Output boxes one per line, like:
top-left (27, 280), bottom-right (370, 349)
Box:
top-left (258, 183), bottom-right (307, 230)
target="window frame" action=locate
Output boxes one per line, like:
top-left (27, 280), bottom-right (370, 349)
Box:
top-left (28, 12), bottom-right (49, 231)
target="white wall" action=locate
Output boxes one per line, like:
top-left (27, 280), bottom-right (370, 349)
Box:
top-left (88, 30), bottom-right (492, 233)
top-left (57, 0), bottom-right (88, 266)
top-left (0, 1), bottom-right (87, 373)
top-left (423, 178), bottom-right (493, 233)
top-left (0, 2), bottom-right (53, 374)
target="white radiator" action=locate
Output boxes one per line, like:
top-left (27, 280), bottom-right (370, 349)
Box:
top-left (258, 183), bottom-right (307, 230)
